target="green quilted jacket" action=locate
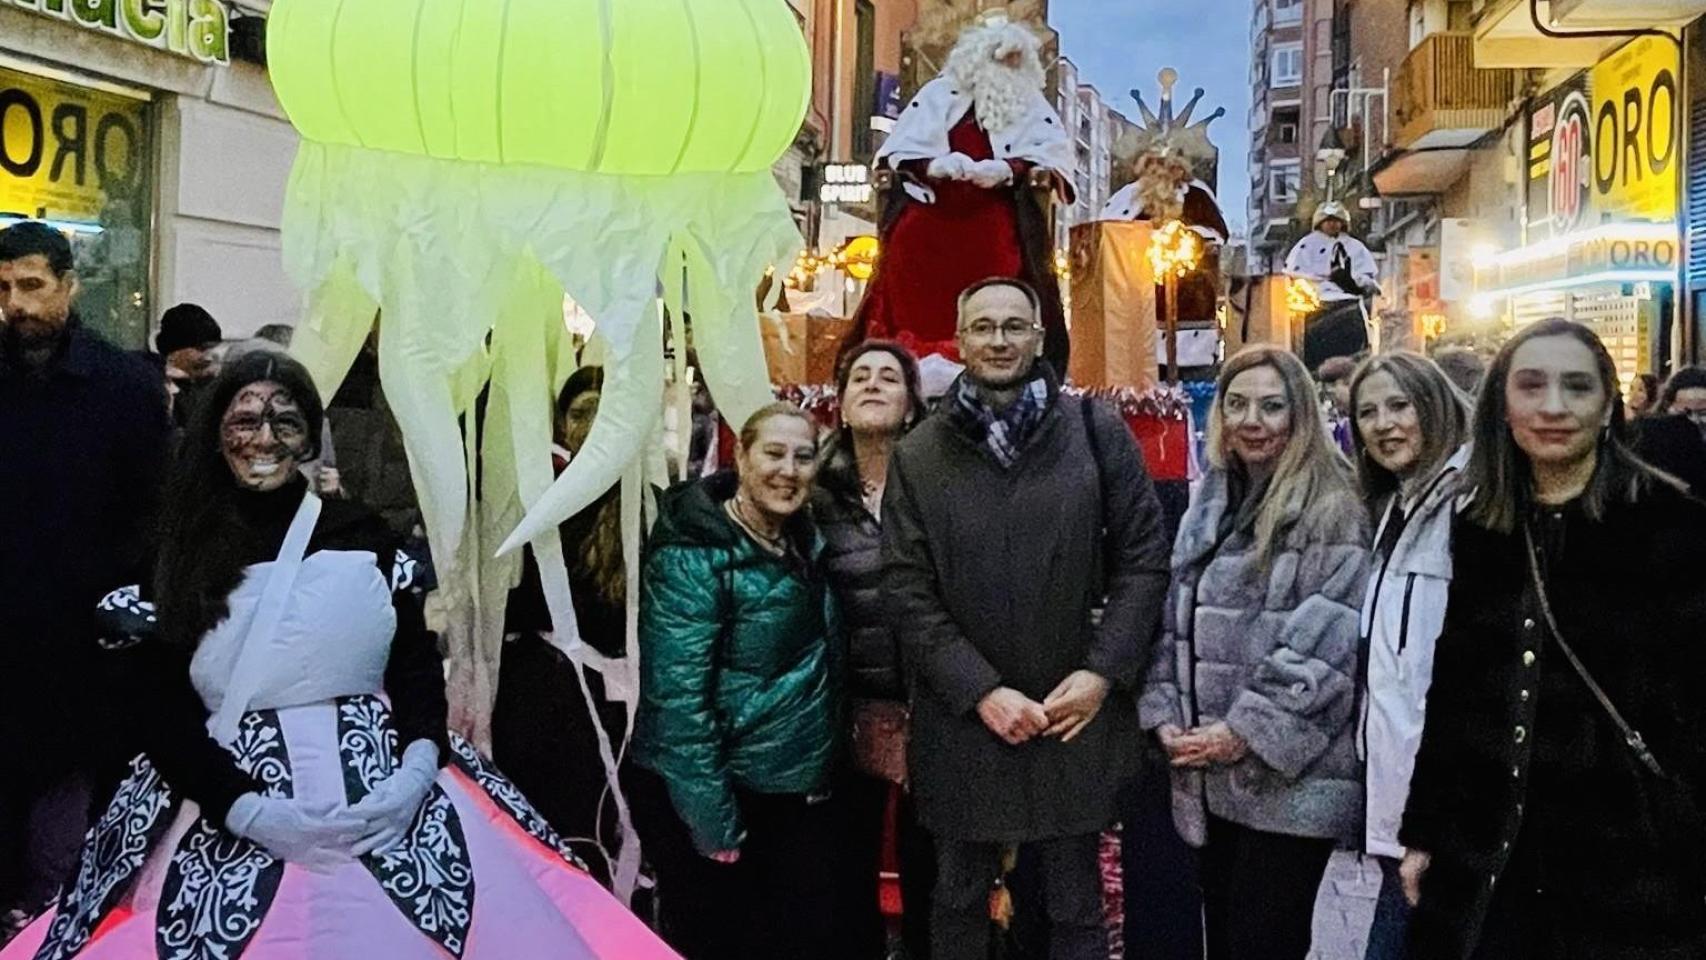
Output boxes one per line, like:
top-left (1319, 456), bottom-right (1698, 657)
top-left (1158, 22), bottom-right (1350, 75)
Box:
top-left (634, 472), bottom-right (841, 854)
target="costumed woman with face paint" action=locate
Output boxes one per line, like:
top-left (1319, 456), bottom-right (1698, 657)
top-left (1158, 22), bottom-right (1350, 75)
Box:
top-left (0, 351), bottom-right (677, 959)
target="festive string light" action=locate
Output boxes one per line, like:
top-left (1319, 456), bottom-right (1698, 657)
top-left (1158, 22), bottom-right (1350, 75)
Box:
top-left (1146, 220), bottom-right (1203, 280)
top-left (783, 239), bottom-right (881, 289)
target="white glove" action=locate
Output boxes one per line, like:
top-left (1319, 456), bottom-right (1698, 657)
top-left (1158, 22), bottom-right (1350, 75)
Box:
top-left (926, 152), bottom-right (977, 182)
top-left (225, 793), bottom-right (367, 872)
top-left (349, 740), bottom-right (440, 857)
top-left (967, 158), bottom-right (1015, 189)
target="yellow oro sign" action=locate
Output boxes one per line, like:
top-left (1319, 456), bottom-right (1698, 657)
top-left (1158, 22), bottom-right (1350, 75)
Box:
top-left (0, 67), bottom-right (149, 222)
top-left (1591, 35), bottom-right (1679, 224)
top-left (3, 0), bottom-right (229, 65)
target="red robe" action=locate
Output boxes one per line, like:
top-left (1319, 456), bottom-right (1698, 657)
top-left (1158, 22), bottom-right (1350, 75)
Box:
top-left (856, 117), bottom-right (1027, 362)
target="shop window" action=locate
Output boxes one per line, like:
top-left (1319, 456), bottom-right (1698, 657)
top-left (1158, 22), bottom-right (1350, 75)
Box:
top-left (0, 65), bottom-right (153, 350)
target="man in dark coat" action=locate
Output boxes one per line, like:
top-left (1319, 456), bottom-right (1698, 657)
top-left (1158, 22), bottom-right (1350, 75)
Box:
top-left (884, 277), bottom-right (1171, 960)
top-left (0, 222), bottom-right (171, 934)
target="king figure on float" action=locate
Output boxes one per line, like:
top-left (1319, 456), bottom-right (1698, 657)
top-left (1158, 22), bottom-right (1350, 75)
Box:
top-left (853, 13), bottom-right (1073, 369)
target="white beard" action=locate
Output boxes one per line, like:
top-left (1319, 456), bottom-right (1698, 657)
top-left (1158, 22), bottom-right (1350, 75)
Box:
top-left (945, 22), bottom-right (1046, 134)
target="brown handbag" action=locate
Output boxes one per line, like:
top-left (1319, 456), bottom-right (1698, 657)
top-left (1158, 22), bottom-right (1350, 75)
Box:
top-left (850, 698), bottom-right (910, 786)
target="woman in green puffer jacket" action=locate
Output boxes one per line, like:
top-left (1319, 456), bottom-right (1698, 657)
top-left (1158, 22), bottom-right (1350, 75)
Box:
top-left (632, 402), bottom-right (842, 960)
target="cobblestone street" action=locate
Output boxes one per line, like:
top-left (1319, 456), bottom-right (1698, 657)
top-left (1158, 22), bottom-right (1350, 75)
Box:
top-left (1309, 853), bottom-right (1383, 960)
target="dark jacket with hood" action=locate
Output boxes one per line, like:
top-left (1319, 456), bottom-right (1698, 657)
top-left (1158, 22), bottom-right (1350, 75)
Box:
top-left (633, 472), bottom-right (841, 854)
top-left (883, 373), bottom-right (1171, 842)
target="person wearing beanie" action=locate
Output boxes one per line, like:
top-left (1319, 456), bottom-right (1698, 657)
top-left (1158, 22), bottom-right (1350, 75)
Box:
top-left (155, 303), bottom-right (223, 427)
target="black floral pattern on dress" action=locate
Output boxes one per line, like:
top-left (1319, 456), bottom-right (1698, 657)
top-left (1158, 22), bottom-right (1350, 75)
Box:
top-left (32, 756), bottom-right (177, 960)
top-left (338, 695), bottom-right (474, 957)
top-left (93, 584), bottom-right (156, 651)
top-left (156, 710), bottom-right (291, 960)
top-left (448, 734), bottom-right (588, 871)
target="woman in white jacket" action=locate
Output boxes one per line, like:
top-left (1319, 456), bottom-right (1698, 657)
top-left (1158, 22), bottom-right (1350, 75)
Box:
top-left (1349, 352), bottom-right (1471, 960)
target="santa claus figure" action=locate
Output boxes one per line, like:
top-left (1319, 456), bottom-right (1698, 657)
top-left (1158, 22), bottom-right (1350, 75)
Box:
top-left (852, 14), bottom-right (1074, 368)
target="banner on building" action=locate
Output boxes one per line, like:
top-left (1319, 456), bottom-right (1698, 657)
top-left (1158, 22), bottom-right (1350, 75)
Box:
top-left (1527, 75), bottom-right (1592, 240)
top-left (1589, 35), bottom-right (1678, 225)
top-left (0, 66), bottom-right (149, 222)
top-left (1526, 37), bottom-right (1680, 239)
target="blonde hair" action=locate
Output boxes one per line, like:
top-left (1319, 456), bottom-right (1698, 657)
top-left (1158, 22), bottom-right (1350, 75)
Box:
top-left (1208, 345), bottom-right (1357, 567)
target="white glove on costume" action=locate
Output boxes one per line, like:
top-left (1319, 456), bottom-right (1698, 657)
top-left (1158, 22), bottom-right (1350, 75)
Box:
top-left (349, 740), bottom-right (441, 857)
top-left (926, 152), bottom-right (977, 182)
top-left (967, 158), bottom-right (1015, 189)
top-left (225, 794), bottom-right (367, 872)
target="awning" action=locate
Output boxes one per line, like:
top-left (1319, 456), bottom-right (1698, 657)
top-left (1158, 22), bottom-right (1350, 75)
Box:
top-left (1372, 148), bottom-right (1472, 196)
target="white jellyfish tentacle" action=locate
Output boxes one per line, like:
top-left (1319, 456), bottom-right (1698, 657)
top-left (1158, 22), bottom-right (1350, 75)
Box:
top-left (500, 297), bottom-right (666, 557)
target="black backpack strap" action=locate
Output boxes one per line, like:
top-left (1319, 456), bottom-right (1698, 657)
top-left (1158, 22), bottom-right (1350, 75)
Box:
top-left (1080, 393), bottom-right (1105, 497)
top-left (1079, 395), bottom-right (1113, 596)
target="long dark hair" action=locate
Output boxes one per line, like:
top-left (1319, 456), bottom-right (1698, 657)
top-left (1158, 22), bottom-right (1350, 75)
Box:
top-left (555, 366), bottom-right (624, 608)
top-left (820, 340), bottom-right (924, 501)
top-left (1464, 318), bottom-right (1659, 533)
top-left (155, 349), bottom-right (324, 648)
top-left (1347, 351), bottom-right (1470, 505)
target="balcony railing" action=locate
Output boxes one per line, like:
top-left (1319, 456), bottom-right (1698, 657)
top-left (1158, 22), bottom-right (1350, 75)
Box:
top-left (1392, 32), bottom-right (1516, 152)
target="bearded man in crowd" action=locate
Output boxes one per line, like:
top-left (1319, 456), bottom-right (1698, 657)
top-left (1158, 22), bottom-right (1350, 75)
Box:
top-left (853, 13), bottom-right (1074, 370)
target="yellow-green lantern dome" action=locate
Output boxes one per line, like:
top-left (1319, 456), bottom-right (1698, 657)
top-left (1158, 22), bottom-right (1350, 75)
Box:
top-left (267, 0), bottom-right (811, 176)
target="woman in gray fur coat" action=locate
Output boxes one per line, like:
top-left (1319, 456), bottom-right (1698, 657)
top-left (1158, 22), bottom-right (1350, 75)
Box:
top-left (1140, 345), bottom-right (1372, 960)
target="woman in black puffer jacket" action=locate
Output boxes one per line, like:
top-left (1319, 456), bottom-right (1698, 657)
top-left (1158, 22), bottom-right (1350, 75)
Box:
top-left (814, 340), bottom-right (934, 960)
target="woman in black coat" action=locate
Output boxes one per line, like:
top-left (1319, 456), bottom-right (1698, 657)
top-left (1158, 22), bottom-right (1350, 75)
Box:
top-left (492, 367), bottom-right (631, 885)
top-left (1399, 318), bottom-right (1706, 960)
top-left (814, 340), bottom-right (934, 960)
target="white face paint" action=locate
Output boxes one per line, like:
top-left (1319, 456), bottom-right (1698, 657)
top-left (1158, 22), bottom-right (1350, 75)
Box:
top-left (220, 381), bottom-right (312, 492)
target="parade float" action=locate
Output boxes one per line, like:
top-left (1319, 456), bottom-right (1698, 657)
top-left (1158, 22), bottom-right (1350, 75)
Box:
top-left (1069, 68), bottom-right (1230, 490)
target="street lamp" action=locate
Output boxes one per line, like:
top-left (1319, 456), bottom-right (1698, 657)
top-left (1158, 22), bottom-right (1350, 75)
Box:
top-left (1317, 127), bottom-right (1348, 201)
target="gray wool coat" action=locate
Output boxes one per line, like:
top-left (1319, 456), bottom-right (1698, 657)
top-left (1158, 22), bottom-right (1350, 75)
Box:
top-left (1139, 468), bottom-right (1372, 847)
top-left (884, 387), bottom-right (1172, 843)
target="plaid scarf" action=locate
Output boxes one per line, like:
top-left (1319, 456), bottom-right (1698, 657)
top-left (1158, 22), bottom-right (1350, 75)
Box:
top-left (950, 372), bottom-right (1051, 469)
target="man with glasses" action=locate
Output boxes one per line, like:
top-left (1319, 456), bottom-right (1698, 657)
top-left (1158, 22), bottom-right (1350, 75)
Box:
top-left (884, 278), bottom-right (1171, 960)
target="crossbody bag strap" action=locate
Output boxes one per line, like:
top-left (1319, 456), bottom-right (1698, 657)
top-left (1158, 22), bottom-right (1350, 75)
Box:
top-left (1522, 524), bottom-right (1667, 779)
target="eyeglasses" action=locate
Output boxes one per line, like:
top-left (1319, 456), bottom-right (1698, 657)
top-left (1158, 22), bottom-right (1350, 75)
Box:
top-left (960, 319), bottom-right (1041, 342)
top-left (223, 412), bottom-right (310, 447)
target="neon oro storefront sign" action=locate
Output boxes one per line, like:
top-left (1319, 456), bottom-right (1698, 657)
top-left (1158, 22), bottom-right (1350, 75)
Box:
top-left (1474, 222), bottom-right (1678, 296)
top-left (5, 0), bottom-right (230, 65)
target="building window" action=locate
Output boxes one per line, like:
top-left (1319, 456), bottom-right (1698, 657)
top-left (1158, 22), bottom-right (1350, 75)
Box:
top-left (1275, 0), bottom-right (1303, 25)
top-left (1270, 161), bottom-right (1302, 203)
top-left (852, 0), bottom-right (876, 161)
top-left (1272, 43), bottom-right (1303, 87)
top-left (1274, 105), bottom-right (1301, 144)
